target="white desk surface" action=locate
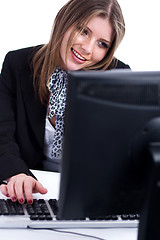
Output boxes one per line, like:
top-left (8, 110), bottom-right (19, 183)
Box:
top-left (0, 170), bottom-right (138, 240)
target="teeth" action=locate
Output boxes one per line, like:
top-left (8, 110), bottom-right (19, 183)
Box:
top-left (72, 49), bottom-right (86, 61)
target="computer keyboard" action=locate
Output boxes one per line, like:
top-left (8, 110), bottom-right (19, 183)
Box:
top-left (0, 199), bottom-right (139, 229)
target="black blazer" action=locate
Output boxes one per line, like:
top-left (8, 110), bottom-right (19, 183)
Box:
top-left (0, 46), bottom-right (130, 182)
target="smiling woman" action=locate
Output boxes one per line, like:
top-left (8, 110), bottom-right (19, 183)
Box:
top-left (33, 0), bottom-right (127, 103)
top-left (0, 0), bottom-right (130, 204)
top-left (60, 16), bottom-right (114, 70)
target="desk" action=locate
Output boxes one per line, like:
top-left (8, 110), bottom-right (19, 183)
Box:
top-left (0, 170), bottom-right (138, 240)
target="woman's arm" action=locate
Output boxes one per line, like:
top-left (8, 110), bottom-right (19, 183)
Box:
top-left (0, 50), bottom-right (47, 202)
top-left (0, 53), bottom-right (34, 181)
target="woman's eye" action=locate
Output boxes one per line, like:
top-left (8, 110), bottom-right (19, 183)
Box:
top-left (82, 29), bottom-right (88, 36)
top-left (78, 27), bottom-right (88, 36)
top-left (98, 41), bottom-right (109, 49)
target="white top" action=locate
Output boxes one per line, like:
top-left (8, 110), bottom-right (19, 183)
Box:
top-left (43, 117), bottom-right (56, 159)
top-left (43, 117), bottom-right (61, 172)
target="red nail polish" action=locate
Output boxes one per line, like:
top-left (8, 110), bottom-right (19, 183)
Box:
top-left (28, 200), bottom-right (33, 205)
top-left (12, 197), bottom-right (17, 202)
top-left (6, 194), bottom-right (10, 197)
top-left (19, 198), bottom-right (24, 203)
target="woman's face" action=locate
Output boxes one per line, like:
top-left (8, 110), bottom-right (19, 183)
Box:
top-left (60, 16), bottom-right (114, 70)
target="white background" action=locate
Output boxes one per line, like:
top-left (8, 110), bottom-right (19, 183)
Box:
top-left (0, 0), bottom-right (160, 71)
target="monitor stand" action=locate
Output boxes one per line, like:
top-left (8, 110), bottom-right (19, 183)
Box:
top-left (138, 142), bottom-right (160, 240)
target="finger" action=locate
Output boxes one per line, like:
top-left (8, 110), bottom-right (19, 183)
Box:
top-left (24, 178), bottom-right (47, 204)
top-left (7, 181), bottom-right (17, 202)
top-left (23, 177), bottom-right (35, 204)
top-left (33, 181), bottom-right (48, 194)
top-left (14, 178), bottom-right (25, 204)
top-left (0, 184), bottom-right (10, 197)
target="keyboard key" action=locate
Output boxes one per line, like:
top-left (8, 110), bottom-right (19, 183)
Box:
top-left (121, 214), bottom-right (129, 220)
top-left (38, 215), bottom-right (46, 220)
top-left (46, 215), bottom-right (53, 220)
top-left (26, 205), bottom-right (35, 215)
top-left (48, 199), bottom-right (58, 215)
top-left (128, 214), bottom-right (138, 220)
top-left (104, 215), bottom-right (112, 220)
top-left (111, 215), bottom-right (118, 220)
top-left (30, 215), bottom-right (39, 220)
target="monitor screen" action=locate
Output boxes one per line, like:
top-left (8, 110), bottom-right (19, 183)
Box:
top-left (57, 70), bottom-right (160, 220)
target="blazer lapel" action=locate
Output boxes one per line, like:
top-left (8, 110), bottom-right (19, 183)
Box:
top-left (20, 71), bottom-right (47, 148)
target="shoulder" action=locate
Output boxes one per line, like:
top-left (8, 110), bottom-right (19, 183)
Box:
top-left (108, 58), bottom-right (131, 70)
top-left (1, 45), bottom-right (43, 72)
top-left (115, 59), bottom-right (130, 69)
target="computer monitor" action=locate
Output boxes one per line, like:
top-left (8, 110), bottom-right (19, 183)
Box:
top-left (57, 70), bottom-right (160, 227)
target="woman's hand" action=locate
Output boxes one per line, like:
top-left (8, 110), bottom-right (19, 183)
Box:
top-left (0, 173), bottom-right (48, 204)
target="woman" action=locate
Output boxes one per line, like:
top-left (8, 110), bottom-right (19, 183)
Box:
top-left (0, 0), bottom-right (130, 204)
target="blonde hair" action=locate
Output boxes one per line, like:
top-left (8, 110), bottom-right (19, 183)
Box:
top-left (32, 0), bottom-right (125, 103)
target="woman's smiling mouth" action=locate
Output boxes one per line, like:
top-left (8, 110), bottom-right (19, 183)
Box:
top-left (71, 48), bottom-right (87, 63)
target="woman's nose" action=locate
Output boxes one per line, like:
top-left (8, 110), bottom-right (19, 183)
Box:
top-left (82, 39), bottom-right (95, 55)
